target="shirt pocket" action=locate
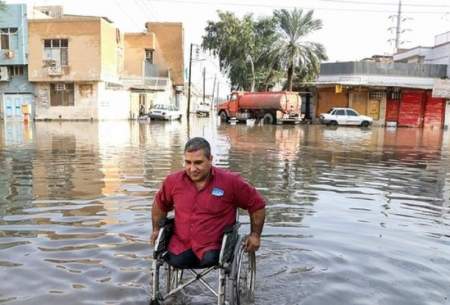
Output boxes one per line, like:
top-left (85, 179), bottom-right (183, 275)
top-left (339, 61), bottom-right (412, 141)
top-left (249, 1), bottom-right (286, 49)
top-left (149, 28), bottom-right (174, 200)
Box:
top-left (201, 194), bottom-right (233, 215)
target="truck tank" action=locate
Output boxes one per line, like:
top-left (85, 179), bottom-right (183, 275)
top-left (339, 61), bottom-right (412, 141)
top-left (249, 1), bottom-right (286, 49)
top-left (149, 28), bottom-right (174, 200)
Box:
top-left (238, 92), bottom-right (300, 112)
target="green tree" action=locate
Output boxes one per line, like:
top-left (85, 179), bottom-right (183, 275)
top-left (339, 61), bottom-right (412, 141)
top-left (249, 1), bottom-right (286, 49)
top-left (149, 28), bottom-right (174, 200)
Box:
top-left (0, 1), bottom-right (6, 11)
top-left (272, 9), bottom-right (327, 91)
top-left (202, 11), bottom-right (278, 91)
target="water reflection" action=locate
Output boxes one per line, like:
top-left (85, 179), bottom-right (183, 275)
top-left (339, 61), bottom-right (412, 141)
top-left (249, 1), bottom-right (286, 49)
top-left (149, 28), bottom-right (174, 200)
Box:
top-left (0, 120), bottom-right (449, 305)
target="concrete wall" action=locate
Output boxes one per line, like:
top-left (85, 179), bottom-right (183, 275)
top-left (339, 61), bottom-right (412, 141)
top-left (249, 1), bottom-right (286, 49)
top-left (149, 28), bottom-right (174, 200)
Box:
top-left (0, 4), bottom-right (28, 65)
top-left (100, 19), bottom-right (123, 83)
top-left (34, 82), bottom-right (98, 120)
top-left (445, 100), bottom-right (450, 129)
top-left (145, 22), bottom-right (184, 86)
top-left (97, 82), bottom-right (129, 120)
top-left (34, 82), bottom-right (130, 120)
top-left (28, 18), bottom-right (102, 82)
top-left (124, 33), bottom-right (155, 77)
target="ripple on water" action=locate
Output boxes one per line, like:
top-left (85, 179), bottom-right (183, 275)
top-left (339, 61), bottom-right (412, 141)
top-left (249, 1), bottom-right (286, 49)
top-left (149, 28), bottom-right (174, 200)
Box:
top-left (0, 122), bottom-right (450, 305)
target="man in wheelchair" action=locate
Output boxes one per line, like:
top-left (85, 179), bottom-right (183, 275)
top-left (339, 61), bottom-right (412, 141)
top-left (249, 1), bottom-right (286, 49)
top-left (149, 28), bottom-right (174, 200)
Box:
top-left (150, 137), bottom-right (266, 304)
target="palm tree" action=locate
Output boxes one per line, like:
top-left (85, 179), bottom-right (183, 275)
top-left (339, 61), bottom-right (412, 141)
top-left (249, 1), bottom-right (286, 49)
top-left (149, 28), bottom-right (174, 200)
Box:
top-left (272, 9), bottom-right (327, 91)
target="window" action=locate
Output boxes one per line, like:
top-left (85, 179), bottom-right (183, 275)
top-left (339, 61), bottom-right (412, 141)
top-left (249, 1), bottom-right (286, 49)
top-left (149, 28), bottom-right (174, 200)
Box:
top-left (335, 109), bottom-right (346, 116)
top-left (44, 39), bottom-right (68, 66)
top-left (145, 49), bottom-right (154, 64)
top-left (346, 109), bottom-right (358, 116)
top-left (1, 28), bottom-right (18, 50)
top-left (50, 83), bottom-right (74, 106)
top-left (369, 91), bottom-right (384, 100)
top-left (7, 66), bottom-right (25, 77)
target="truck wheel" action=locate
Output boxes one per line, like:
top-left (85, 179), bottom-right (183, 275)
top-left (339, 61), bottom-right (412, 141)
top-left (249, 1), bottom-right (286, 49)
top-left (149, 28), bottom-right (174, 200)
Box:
top-left (219, 111), bottom-right (228, 122)
top-left (262, 112), bottom-right (276, 124)
top-left (360, 121), bottom-right (369, 127)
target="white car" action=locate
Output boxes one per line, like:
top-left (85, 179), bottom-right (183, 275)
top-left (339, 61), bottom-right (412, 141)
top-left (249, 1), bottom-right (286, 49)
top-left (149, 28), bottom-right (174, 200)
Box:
top-left (148, 104), bottom-right (182, 120)
top-left (319, 107), bottom-right (373, 127)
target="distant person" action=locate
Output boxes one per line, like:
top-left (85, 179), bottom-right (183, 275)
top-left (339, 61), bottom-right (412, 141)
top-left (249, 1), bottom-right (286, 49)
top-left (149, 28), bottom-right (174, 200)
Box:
top-left (151, 137), bottom-right (266, 268)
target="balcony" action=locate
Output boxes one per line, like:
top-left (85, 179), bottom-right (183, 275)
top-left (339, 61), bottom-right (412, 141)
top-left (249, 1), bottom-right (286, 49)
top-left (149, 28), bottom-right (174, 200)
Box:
top-left (145, 63), bottom-right (169, 78)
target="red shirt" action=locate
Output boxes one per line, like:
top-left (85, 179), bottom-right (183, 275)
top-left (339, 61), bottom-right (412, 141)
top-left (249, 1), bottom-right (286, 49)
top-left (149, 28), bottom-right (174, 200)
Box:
top-left (154, 166), bottom-right (265, 260)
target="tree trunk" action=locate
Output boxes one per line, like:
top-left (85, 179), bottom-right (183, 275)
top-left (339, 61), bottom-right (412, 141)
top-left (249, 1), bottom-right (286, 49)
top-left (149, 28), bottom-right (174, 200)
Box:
top-left (248, 55), bottom-right (256, 92)
top-left (287, 64), bottom-right (294, 91)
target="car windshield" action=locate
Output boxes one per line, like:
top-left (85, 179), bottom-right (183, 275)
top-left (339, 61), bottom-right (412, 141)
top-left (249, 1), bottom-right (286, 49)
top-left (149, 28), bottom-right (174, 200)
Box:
top-left (327, 108), bottom-right (335, 113)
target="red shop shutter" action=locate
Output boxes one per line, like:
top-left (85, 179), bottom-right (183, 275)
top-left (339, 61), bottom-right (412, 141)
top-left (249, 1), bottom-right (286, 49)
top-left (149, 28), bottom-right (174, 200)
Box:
top-left (423, 91), bottom-right (445, 128)
top-left (398, 90), bottom-right (425, 128)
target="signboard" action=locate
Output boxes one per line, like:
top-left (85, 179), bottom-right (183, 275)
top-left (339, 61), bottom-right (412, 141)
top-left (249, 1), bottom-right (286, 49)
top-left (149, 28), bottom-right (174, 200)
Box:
top-left (432, 79), bottom-right (450, 98)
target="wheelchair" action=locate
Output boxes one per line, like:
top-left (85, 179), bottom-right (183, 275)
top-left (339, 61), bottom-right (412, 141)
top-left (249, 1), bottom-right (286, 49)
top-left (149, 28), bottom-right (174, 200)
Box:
top-left (150, 216), bottom-right (256, 305)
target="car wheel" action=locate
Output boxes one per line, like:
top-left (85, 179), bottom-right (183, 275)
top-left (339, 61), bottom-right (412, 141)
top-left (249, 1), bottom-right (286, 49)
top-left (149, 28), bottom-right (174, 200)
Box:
top-left (330, 120), bottom-right (338, 126)
top-left (361, 121), bottom-right (369, 127)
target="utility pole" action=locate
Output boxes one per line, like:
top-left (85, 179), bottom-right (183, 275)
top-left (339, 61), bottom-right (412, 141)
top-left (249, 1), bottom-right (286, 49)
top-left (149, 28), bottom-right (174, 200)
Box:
top-left (187, 43), bottom-right (193, 120)
top-left (394, 0), bottom-right (402, 52)
top-left (202, 67), bottom-right (206, 103)
top-left (211, 74), bottom-right (217, 105)
top-left (388, 0), bottom-right (411, 54)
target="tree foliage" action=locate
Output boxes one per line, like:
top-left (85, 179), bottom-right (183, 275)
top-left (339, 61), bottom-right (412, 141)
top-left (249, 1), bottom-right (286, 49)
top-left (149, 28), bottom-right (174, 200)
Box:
top-left (202, 11), bottom-right (280, 91)
top-left (0, 1), bottom-right (6, 11)
top-left (202, 9), bottom-right (327, 92)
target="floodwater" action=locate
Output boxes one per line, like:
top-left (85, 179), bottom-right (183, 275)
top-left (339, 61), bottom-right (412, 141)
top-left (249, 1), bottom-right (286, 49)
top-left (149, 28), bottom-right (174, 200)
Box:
top-left (0, 118), bottom-right (449, 305)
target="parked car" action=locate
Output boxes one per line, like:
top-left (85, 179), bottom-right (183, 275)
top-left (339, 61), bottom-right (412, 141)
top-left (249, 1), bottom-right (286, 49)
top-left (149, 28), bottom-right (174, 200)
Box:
top-left (148, 104), bottom-right (182, 120)
top-left (319, 107), bottom-right (373, 127)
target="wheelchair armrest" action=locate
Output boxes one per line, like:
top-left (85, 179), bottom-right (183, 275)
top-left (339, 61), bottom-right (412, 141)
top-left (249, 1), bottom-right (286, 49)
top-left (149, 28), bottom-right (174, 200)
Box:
top-left (153, 216), bottom-right (174, 259)
top-left (219, 222), bottom-right (240, 266)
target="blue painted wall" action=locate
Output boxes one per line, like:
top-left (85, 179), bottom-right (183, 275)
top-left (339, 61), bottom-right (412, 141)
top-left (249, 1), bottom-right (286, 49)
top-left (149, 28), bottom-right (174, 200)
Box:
top-left (0, 4), bottom-right (28, 65)
top-left (0, 4), bottom-right (33, 120)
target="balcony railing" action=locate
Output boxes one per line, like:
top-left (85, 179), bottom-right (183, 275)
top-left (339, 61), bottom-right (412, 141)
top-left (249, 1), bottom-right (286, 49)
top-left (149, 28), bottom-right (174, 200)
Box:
top-left (145, 63), bottom-right (169, 78)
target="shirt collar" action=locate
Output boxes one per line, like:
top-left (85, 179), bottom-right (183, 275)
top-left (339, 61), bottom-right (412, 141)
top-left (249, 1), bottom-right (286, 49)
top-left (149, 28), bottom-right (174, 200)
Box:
top-left (182, 166), bottom-right (216, 182)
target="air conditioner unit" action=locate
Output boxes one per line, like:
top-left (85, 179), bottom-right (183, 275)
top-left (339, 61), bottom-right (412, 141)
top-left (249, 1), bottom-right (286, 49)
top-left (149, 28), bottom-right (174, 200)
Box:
top-left (42, 59), bottom-right (56, 67)
top-left (0, 67), bottom-right (9, 81)
top-left (4, 50), bottom-right (15, 59)
top-left (48, 65), bottom-right (63, 76)
top-left (55, 83), bottom-right (66, 91)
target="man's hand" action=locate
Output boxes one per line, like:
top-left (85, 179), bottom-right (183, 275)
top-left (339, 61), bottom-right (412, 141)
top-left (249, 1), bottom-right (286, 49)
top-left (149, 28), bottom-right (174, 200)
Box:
top-left (245, 233), bottom-right (261, 252)
top-left (150, 230), bottom-right (160, 246)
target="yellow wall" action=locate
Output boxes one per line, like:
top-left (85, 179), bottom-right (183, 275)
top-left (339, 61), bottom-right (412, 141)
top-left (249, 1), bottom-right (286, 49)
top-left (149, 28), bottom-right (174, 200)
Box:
top-left (28, 18), bottom-right (102, 82)
top-left (124, 33), bottom-right (155, 77)
top-left (145, 22), bottom-right (184, 86)
top-left (100, 18), bottom-right (123, 82)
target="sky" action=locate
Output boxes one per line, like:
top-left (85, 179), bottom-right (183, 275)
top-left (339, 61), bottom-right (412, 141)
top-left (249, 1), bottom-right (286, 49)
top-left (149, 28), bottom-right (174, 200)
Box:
top-left (5, 0), bottom-right (450, 95)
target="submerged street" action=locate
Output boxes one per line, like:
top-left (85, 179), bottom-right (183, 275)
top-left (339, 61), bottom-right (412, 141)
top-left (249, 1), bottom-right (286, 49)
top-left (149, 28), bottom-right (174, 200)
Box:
top-left (0, 119), bottom-right (450, 305)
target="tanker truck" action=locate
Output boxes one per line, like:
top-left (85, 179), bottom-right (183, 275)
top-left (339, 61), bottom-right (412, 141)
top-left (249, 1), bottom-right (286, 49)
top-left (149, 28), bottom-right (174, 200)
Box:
top-left (217, 91), bottom-right (302, 124)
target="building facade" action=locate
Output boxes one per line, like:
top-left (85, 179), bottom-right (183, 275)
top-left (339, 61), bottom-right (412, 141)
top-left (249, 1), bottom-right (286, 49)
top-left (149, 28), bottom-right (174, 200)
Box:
top-left (0, 4), bottom-right (34, 121)
top-left (28, 15), bottom-right (130, 120)
top-left (315, 61), bottom-right (447, 128)
top-left (123, 32), bottom-right (175, 119)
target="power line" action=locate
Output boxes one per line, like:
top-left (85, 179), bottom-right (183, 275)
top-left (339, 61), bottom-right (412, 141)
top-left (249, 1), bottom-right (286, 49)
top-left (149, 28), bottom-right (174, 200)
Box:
top-left (114, 0), bottom-right (142, 29)
top-left (320, 0), bottom-right (450, 8)
top-left (147, 0), bottom-right (450, 15)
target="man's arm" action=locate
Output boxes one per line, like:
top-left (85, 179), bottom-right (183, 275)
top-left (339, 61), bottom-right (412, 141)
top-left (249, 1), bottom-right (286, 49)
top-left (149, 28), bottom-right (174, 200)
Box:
top-left (245, 208), bottom-right (265, 252)
top-left (151, 202), bottom-right (167, 245)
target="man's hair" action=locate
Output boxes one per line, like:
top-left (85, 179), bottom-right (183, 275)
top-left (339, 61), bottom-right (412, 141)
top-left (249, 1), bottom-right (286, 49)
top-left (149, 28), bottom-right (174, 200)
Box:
top-left (184, 137), bottom-right (211, 158)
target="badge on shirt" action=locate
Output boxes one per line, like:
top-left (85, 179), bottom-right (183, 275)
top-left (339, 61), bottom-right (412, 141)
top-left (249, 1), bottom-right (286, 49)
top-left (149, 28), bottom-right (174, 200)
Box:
top-left (212, 187), bottom-right (224, 197)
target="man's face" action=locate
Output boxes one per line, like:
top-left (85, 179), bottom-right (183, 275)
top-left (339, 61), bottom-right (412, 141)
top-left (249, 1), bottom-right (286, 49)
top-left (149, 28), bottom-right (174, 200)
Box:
top-left (184, 149), bottom-right (212, 182)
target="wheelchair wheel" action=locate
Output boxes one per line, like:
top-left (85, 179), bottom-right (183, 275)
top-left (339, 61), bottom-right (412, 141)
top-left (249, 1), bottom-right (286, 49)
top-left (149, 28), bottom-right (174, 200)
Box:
top-left (229, 237), bottom-right (256, 305)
